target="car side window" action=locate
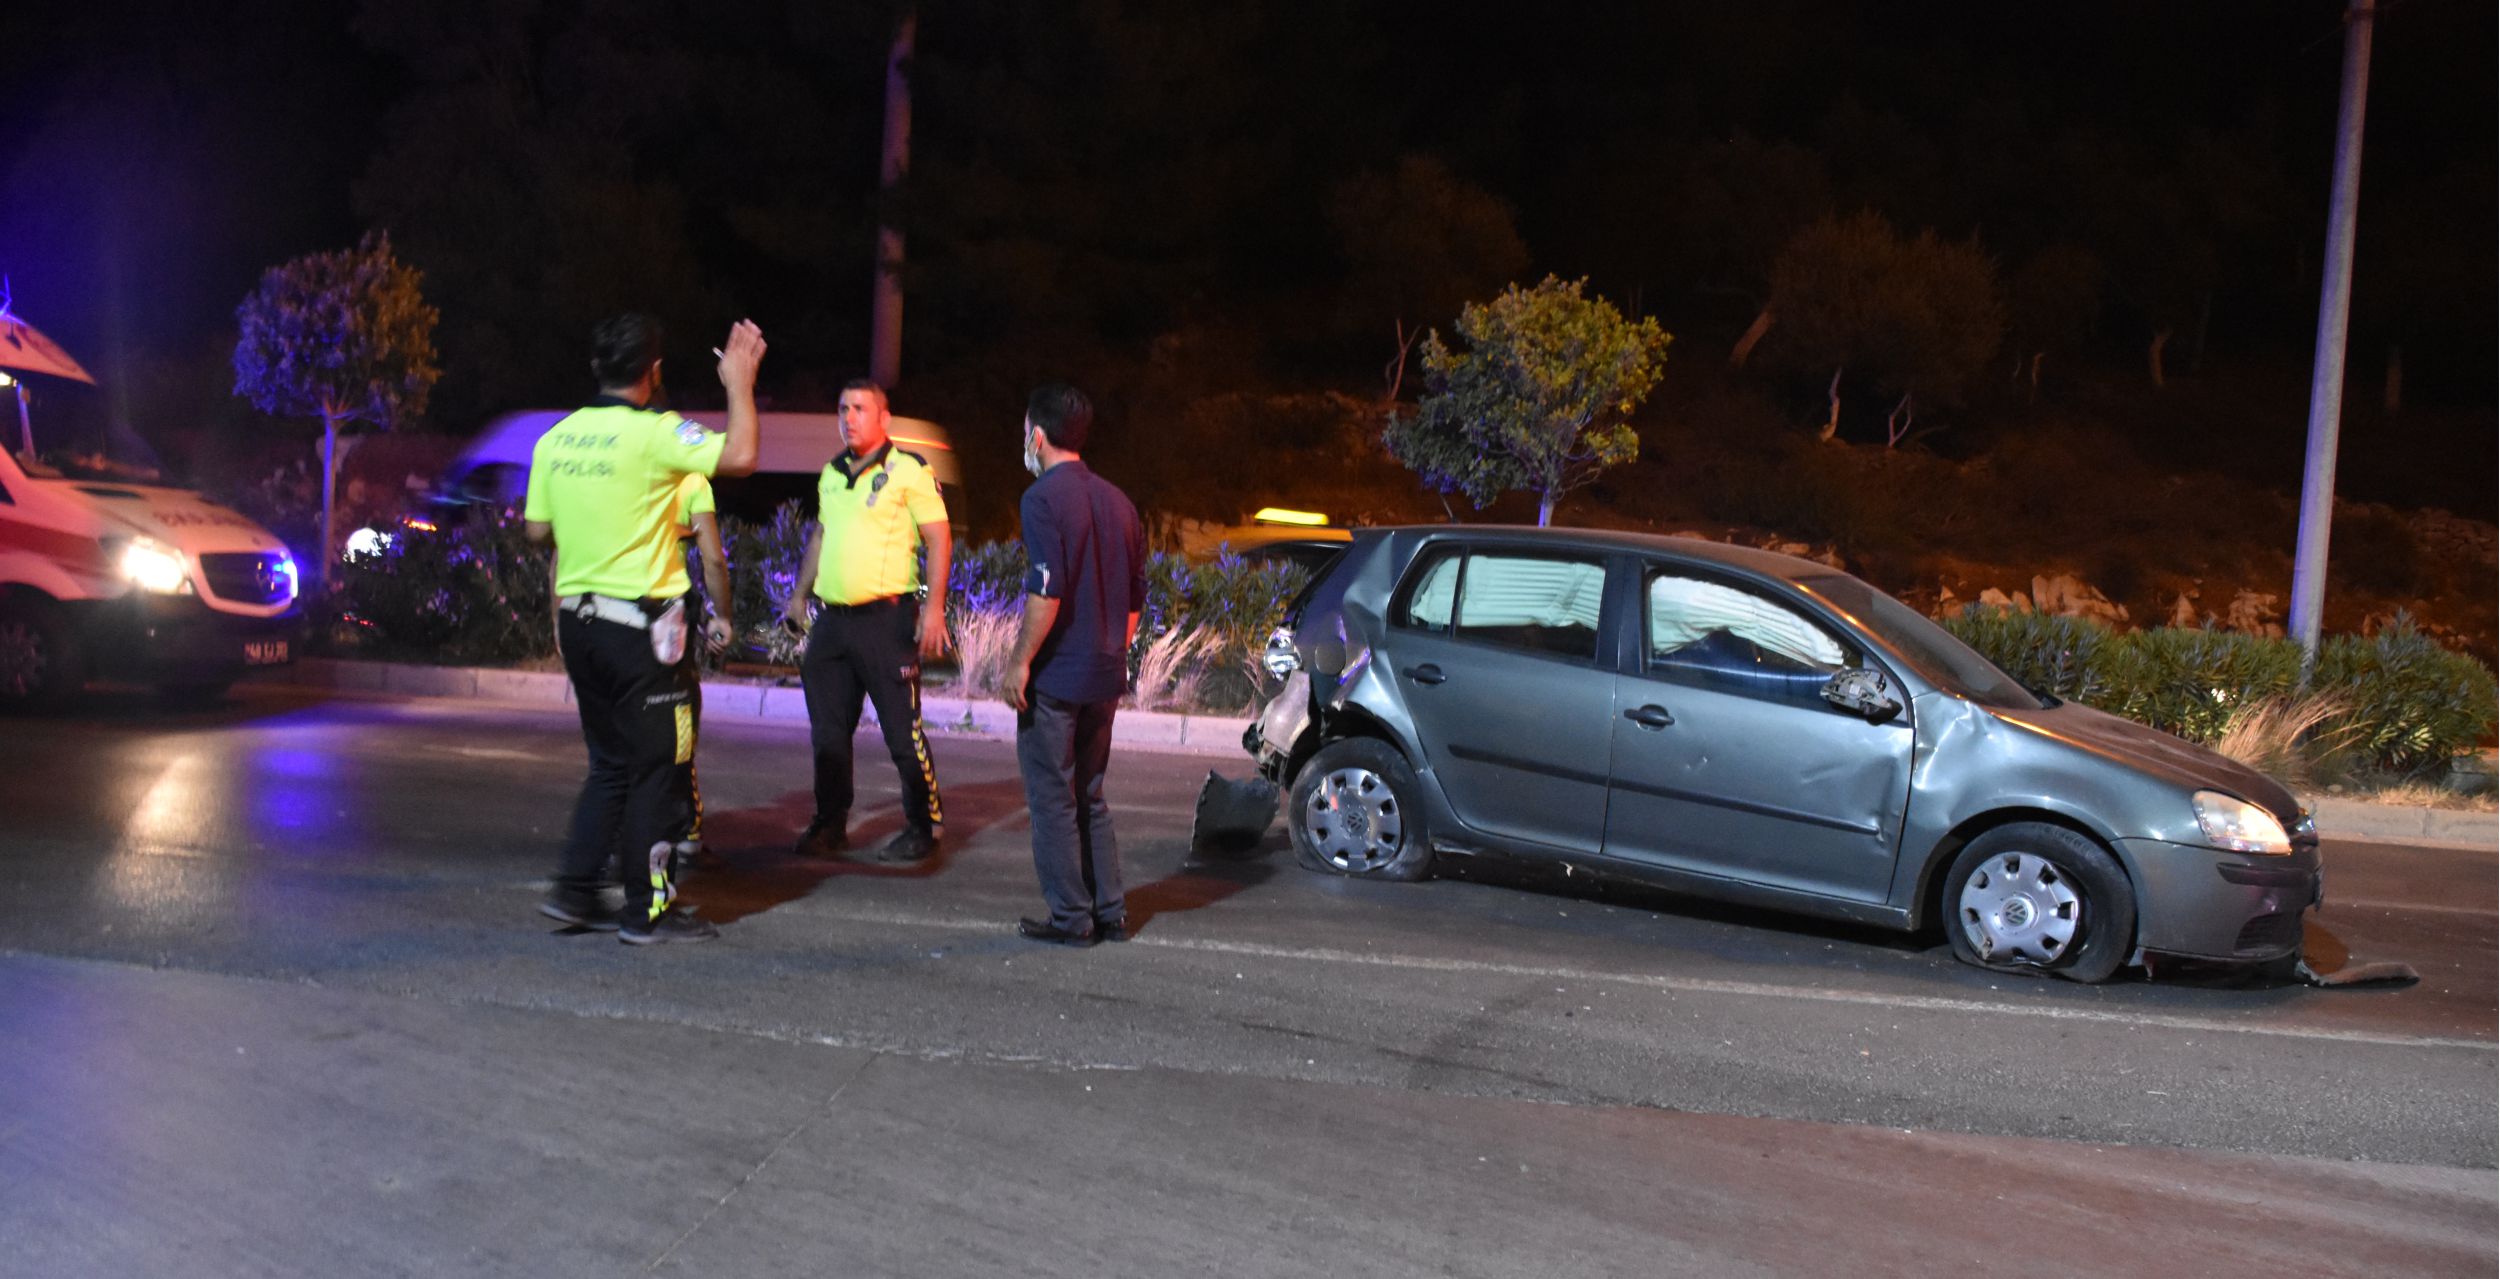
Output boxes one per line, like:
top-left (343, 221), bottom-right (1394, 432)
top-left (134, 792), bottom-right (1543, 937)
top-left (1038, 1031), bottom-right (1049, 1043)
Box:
top-left (1396, 550), bottom-right (1461, 633)
top-left (1454, 553), bottom-right (1607, 660)
top-left (1645, 572), bottom-right (1849, 708)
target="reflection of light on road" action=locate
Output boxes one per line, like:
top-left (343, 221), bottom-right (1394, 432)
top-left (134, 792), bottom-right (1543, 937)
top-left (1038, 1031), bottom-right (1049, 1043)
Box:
top-left (123, 754), bottom-right (203, 850)
top-left (251, 746), bottom-right (334, 834)
top-left (108, 753), bottom-right (218, 915)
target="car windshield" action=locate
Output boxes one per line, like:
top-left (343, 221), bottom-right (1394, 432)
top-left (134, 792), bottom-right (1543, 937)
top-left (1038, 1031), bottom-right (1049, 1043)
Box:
top-left (1794, 573), bottom-right (2041, 709)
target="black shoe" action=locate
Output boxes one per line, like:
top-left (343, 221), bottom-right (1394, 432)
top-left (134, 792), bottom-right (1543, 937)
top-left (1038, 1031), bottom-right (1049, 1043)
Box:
top-left (795, 818), bottom-right (848, 859)
top-left (874, 825), bottom-right (939, 865)
top-left (619, 906), bottom-right (721, 945)
top-left (1094, 916), bottom-right (1131, 943)
top-left (539, 892), bottom-right (621, 932)
top-left (1017, 917), bottom-right (1098, 947)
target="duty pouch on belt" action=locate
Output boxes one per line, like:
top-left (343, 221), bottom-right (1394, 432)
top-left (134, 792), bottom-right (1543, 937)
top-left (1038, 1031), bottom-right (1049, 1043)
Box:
top-left (648, 598), bottom-right (688, 665)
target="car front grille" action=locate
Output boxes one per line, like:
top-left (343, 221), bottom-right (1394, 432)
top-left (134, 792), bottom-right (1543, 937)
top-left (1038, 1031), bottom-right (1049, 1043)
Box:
top-left (199, 552), bottom-right (295, 606)
top-left (2233, 911), bottom-right (2303, 955)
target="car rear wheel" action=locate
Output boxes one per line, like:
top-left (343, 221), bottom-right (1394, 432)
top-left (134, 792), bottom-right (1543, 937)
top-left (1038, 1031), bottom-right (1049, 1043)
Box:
top-left (0, 597), bottom-right (81, 710)
top-left (1288, 737), bottom-right (1434, 882)
top-left (1943, 822), bottom-right (2136, 984)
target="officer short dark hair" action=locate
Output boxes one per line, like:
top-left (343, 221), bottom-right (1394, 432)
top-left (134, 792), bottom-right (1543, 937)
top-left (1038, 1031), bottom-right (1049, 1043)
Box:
top-left (590, 313), bottom-right (664, 388)
top-left (840, 377), bottom-right (888, 408)
top-left (1026, 383), bottom-right (1092, 452)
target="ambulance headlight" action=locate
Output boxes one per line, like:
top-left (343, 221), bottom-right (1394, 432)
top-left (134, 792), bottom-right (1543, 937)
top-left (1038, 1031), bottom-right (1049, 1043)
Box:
top-left (118, 536), bottom-right (191, 594)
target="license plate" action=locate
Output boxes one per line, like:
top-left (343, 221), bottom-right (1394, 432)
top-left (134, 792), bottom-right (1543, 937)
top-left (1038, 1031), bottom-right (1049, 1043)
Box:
top-left (244, 638), bottom-right (290, 666)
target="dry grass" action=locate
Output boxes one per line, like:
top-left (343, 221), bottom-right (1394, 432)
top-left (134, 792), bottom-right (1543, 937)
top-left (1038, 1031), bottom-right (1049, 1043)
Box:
top-left (1130, 627), bottom-right (1221, 712)
top-left (947, 609), bottom-right (1022, 700)
top-left (2326, 779), bottom-right (2498, 813)
top-left (2212, 692), bottom-right (2360, 789)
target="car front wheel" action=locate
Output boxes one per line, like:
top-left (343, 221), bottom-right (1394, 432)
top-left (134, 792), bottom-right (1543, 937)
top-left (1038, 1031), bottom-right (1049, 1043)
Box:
top-left (1943, 822), bottom-right (2136, 984)
top-left (1288, 737), bottom-right (1435, 882)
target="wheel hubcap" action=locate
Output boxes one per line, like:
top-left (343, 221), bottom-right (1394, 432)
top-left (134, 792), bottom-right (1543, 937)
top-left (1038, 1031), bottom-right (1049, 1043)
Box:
top-left (1303, 766), bottom-right (1404, 872)
top-left (1958, 851), bottom-right (2083, 966)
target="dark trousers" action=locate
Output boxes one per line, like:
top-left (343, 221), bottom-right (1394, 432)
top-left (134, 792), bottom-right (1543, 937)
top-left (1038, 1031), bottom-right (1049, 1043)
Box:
top-left (556, 608), bottom-right (697, 925)
top-left (800, 598), bottom-right (943, 831)
top-left (1017, 692), bottom-right (1122, 933)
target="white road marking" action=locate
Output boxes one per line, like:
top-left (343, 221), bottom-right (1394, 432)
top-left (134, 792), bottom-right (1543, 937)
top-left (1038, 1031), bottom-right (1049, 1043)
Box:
top-left (796, 904), bottom-right (2496, 1054)
top-left (2328, 898), bottom-right (2496, 918)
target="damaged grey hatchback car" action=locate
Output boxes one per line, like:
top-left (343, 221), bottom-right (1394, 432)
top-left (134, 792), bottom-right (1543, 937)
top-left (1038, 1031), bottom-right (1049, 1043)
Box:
top-left (1237, 527), bottom-right (2321, 983)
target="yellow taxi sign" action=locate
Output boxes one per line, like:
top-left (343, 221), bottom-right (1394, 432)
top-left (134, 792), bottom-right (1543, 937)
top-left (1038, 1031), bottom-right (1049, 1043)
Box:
top-left (1252, 506), bottom-right (1329, 527)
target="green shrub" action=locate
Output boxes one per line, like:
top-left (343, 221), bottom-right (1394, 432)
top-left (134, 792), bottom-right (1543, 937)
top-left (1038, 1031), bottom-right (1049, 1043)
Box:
top-left (335, 509), bottom-right (555, 665)
top-left (1938, 607), bottom-right (2120, 703)
top-left (946, 539), bottom-right (1031, 616)
top-left (2312, 612), bottom-right (2499, 776)
top-left (1944, 604), bottom-right (2494, 779)
top-left (719, 499), bottom-right (810, 641)
top-left (2095, 626), bottom-right (2304, 744)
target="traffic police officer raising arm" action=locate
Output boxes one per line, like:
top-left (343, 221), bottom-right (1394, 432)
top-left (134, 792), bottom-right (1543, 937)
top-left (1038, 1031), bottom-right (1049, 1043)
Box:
top-left (783, 379), bottom-right (952, 864)
top-left (524, 314), bottom-right (766, 944)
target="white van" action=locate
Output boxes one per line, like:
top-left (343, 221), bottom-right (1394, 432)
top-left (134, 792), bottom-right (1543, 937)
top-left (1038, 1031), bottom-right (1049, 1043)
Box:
top-left (0, 317), bottom-right (301, 707)
top-left (440, 409), bottom-right (961, 515)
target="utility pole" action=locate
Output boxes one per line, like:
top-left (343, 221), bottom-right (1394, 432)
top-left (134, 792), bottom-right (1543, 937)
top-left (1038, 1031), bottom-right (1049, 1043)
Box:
top-left (869, 7), bottom-right (914, 390)
top-left (2288, 0), bottom-right (2376, 668)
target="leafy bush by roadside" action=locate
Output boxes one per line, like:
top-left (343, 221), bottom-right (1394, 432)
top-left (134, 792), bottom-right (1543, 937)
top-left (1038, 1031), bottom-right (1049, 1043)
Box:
top-left (1942, 606), bottom-right (2495, 779)
top-left (334, 509), bottom-right (555, 665)
top-left (721, 498), bottom-right (810, 647)
top-left (2311, 614), bottom-right (2499, 776)
top-left (327, 505), bottom-right (2485, 763)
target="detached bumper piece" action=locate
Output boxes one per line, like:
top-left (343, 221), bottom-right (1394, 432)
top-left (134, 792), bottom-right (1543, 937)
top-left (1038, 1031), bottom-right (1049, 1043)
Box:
top-left (1192, 771), bottom-right (1281, 854)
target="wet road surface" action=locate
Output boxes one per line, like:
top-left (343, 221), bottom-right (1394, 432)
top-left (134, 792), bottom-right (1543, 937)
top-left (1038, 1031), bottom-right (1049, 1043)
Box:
top-left (1, 687), bottom-right (2490, 1276)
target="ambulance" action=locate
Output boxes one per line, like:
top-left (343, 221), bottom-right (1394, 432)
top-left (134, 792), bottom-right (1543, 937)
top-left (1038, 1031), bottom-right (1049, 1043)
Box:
top-left (0, 311), bottom-right (300, 707)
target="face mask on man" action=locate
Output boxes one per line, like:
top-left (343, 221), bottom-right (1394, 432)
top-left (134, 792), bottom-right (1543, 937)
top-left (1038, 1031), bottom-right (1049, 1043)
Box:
top-left (1022, 424), bottom-right (1043, 477)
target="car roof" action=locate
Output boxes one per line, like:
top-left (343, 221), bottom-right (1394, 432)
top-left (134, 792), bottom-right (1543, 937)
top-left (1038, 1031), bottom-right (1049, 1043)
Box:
top-left (1365, 525), bottom-right (1837, 585)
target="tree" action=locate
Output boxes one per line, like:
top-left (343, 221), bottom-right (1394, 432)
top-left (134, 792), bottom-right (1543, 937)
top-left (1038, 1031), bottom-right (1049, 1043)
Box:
top-left (1384, 277), bottom-right (1670, 527)
top-left (233, 230), bottom-right (439, 589)
top-left (2004, 243), bottom-right (2103, 401)
top-left (1764, 212), bottom-right (2003, 446)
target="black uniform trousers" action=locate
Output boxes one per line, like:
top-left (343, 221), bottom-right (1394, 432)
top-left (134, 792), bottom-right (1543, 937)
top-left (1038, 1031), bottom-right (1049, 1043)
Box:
top-left (555, 606), bottom-right (698, 925)
top-left (800, 597), bottom-right (944, 831)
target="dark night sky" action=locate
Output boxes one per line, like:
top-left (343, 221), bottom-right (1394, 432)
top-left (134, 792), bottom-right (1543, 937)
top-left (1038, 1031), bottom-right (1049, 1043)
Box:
top-left (0, 0), bottom-right (2491, 514)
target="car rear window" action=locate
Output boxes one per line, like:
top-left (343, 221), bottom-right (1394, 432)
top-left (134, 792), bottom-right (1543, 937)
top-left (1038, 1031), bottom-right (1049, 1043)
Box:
top-left (1397, 548), bottom-right (1607, 661)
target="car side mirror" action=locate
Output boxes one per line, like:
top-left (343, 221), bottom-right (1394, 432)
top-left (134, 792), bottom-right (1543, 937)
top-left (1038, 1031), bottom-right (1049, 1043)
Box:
top-left (1821, 668), bottom-right (1901, 723)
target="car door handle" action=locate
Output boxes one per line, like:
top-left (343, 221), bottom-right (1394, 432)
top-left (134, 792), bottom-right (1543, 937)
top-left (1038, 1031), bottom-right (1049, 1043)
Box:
top-left (1624, 704), bottom-right (1674, 730)
top-left (1403, 663), bottom-right (1446, 686)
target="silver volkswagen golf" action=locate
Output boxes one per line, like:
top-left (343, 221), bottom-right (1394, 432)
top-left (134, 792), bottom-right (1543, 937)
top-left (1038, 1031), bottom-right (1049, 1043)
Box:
top-left (1240, 527), bottom-right (2321, 983)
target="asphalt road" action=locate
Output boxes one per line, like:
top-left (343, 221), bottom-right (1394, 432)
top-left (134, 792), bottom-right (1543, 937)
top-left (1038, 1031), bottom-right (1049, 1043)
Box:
top-left (1, 687), bottom-right (2491, 1277)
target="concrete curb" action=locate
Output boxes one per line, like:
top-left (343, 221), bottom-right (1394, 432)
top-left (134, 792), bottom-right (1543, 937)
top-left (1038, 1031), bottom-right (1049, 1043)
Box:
top-left (260, 658), bottom-right (1256, 761)
top-left (2303, 794), bottom-right (2496, 852)
top-left (252, 659), bottom-right (2495, 843)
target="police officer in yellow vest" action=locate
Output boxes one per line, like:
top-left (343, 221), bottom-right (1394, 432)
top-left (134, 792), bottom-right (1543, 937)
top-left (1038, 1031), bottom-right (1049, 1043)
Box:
top-left (782, 378), bottom-right (952, 864)
top-left (524, 313), bottom-right (766, 943)
top-left (662, 471), bottom-right (734, 878)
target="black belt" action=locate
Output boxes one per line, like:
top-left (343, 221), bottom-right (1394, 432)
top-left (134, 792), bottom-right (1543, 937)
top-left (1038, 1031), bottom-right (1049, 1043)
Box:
top-left (818, 595), bottom-right (909, 614)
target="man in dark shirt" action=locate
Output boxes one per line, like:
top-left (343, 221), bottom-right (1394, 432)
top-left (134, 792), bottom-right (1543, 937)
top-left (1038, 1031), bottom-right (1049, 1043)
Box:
top-left (1003, 383), bottom-right (1146, 946)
